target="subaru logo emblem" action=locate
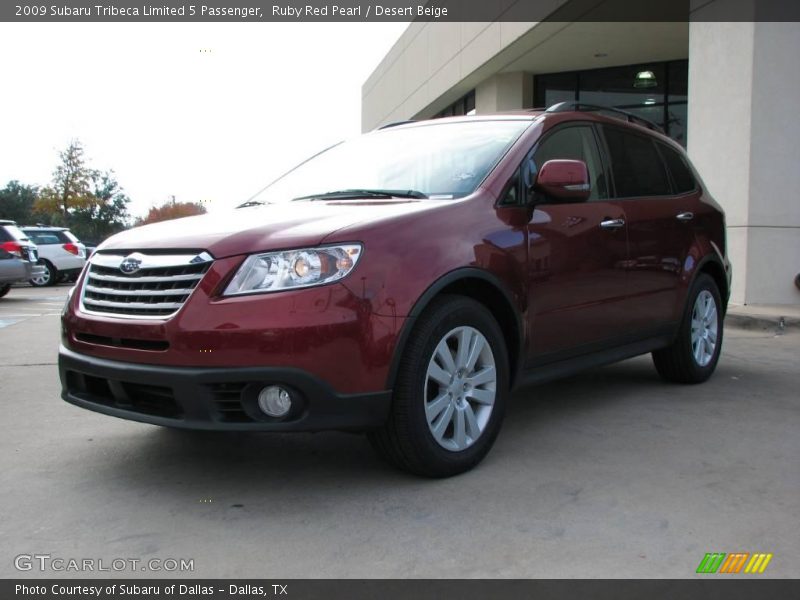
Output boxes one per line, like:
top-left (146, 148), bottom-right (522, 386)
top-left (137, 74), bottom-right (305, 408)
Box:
top-left (119, 255), bottom-right (142, 274)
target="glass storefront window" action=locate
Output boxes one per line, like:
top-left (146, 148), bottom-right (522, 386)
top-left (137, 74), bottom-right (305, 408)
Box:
top-left (435, 90), bottom-right (477, 119)
top-left (579, 64), bottom-right (666, 111)
top-left (667, 60), bottom-right (689, 145)
top-left (538, 72), bottom-right (578, 108)
top-left (534, 60), bottom-right (689, 146)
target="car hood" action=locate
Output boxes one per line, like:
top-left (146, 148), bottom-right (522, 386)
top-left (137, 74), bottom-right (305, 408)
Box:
top-left (98, 199), bottom-right (441, 258)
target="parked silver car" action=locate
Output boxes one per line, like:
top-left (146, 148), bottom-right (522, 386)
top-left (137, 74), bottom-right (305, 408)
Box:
top-left (0, 220), bottom-right (44, 298)
top-left (22, 226), bottom-right (86, 286)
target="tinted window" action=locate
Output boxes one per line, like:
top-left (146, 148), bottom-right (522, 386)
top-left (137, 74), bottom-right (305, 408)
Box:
top-left (26, 232), bottom-right (62, 245)
top-left (603, 126), bottom-right (670, 197)
top-left (658, 143), bottom-right (696, 193)
top-left (533, 125), bottom-right (608, 201)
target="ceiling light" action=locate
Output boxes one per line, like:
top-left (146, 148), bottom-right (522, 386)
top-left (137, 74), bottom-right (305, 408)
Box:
top-left (634, 70), bottom-right (658, 89)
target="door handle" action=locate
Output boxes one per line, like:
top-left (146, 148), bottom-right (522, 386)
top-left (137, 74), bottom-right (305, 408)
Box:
top-left (676, 212), bottom-right (694, 221)
top-left (599, 218), bottom-right (625, 230)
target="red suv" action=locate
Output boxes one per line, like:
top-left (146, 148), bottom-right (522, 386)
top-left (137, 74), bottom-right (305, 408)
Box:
top-left (59, 103), bottom-right (731, 477)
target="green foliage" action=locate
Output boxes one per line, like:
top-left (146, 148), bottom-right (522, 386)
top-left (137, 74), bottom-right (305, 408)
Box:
top-left (0, 180), bottom-right (39, 224)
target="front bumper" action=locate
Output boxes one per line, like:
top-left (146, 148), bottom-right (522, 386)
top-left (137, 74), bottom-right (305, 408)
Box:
top-left (63, 256), bottom-right (403, 394)
top-left (59, 345), bottom-right (391, 432)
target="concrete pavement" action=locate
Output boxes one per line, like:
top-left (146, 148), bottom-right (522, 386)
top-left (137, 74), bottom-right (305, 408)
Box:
top-left (726, 302), bottom-right (800, 333)
top-left (1, 286), bottom-right (798, 578)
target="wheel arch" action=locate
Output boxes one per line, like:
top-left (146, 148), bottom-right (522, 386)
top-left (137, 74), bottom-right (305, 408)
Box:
top-left (385, 268), bottom-right (524, 390)
top-left (694, 255), bottom-right (729, 314)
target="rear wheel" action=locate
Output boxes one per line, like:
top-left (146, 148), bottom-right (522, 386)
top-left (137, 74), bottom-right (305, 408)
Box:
top-left (369, 296), bottom-right (509, 477)
top-left (0, 284), bottom-right (10, 298)
top-left (30, 261), bottom-right (57, 287)
top-left (652, 273), bottom-right (723, 383)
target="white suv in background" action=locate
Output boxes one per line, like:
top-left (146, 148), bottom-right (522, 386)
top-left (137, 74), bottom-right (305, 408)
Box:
top-left (22, 226), bottom-right (86, 286)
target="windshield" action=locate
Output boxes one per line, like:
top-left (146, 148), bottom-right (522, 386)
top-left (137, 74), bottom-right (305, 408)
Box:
top-left (247, 120), bottom-right (531, 204)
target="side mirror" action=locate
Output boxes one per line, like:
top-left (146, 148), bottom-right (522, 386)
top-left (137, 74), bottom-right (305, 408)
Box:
top-left (535, 159), bottom-right (591, 201)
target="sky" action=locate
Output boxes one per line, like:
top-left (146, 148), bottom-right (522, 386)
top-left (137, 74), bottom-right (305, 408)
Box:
top-left (0, 22), bottom-right (408, 219)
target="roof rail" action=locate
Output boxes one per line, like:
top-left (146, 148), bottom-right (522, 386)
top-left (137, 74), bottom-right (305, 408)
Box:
top-left (376, 120), bottom-right (416, 130)
top-left (546, 102), bottom-right (664, 133)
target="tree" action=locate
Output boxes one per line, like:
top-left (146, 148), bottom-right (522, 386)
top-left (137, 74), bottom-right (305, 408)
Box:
top-left (35, 140), bottom-right (98, 220)
top-left (137, 198), bottom-right (207, 225)
top-left (0, 181), bottom-right (39, 224)
top-left (68, 171), bottom-right (131, 242)
top-left (30, 141), bottom-right (131, 242)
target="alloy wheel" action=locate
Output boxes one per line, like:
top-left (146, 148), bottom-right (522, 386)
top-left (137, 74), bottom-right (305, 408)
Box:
top-left (424, 326), bottom-right (496, 452)
top-left (690, 290), bottom-right (718, 367)
top-left (31, 265), bottom-right (51, 286)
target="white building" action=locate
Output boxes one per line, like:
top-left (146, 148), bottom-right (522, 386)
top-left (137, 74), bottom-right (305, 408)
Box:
top-left (362, 2), bottom-right (800, 306)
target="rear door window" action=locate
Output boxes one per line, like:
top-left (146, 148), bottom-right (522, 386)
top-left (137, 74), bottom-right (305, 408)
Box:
top-left (603, 126), bottom-right (670, 198)
top-left (658, 143), bottom-right (696, 194)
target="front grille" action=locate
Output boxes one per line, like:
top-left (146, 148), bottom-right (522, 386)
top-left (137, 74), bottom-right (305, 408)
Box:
top-left (80, 251), bottom-right (213, 318)
top-left (65, 371), bottom-right (183, 419)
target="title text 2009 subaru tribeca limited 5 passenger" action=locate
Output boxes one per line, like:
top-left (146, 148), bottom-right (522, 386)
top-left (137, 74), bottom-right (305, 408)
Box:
top-left (60, 103), bottom-right (731, 477)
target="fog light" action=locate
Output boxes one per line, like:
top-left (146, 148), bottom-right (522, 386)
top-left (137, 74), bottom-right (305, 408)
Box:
top-left (257, 385), bottom-right (292, 417)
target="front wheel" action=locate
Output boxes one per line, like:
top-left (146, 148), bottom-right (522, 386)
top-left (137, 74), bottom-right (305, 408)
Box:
top-left (0, 284), bottom-right (10, 298)
top-left (652, 273), bottom-right (724, 383)
top-left (369, 295), bottom-right (509, 477)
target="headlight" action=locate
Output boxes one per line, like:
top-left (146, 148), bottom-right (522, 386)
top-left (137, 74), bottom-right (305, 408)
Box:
top-left (223, 244), bottom-right (362, 296)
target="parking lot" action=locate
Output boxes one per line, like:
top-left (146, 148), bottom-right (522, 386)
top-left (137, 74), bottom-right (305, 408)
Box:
top-left (1, 284), bottom-right (798, 578)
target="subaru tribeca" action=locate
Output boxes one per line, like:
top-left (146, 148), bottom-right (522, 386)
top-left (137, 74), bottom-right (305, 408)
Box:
top-left (59, 103), bottom-right (731, 477)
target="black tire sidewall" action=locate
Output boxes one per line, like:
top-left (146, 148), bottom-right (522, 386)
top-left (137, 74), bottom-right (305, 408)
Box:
top-left (0, 284), bottom-right (10, 298)
top-left (397, 297), bottom-right (509, 473)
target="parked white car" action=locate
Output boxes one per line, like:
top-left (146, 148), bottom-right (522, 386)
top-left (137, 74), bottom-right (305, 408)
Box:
top-left (22, 226), bottom-right (86, 286)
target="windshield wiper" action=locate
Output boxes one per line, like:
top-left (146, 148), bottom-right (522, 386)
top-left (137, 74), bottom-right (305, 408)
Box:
top-left (236, 200), bottom-right (270, 208)
top-left (293, 188), bottom-right (428, 201)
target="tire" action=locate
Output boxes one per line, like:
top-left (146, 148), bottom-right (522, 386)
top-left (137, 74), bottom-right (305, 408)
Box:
top-left (652, 273), bottom-right (723, 384)
top-left (368, 295), bottom-right (510, 478)
top-left (0, 284), bottom-right (10, 298)
top-left (30, 261), bottom-right (57, 287)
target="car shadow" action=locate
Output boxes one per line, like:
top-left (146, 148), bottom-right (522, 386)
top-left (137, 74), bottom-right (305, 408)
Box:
top-left (87, 351), bottom-right (766, 504)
